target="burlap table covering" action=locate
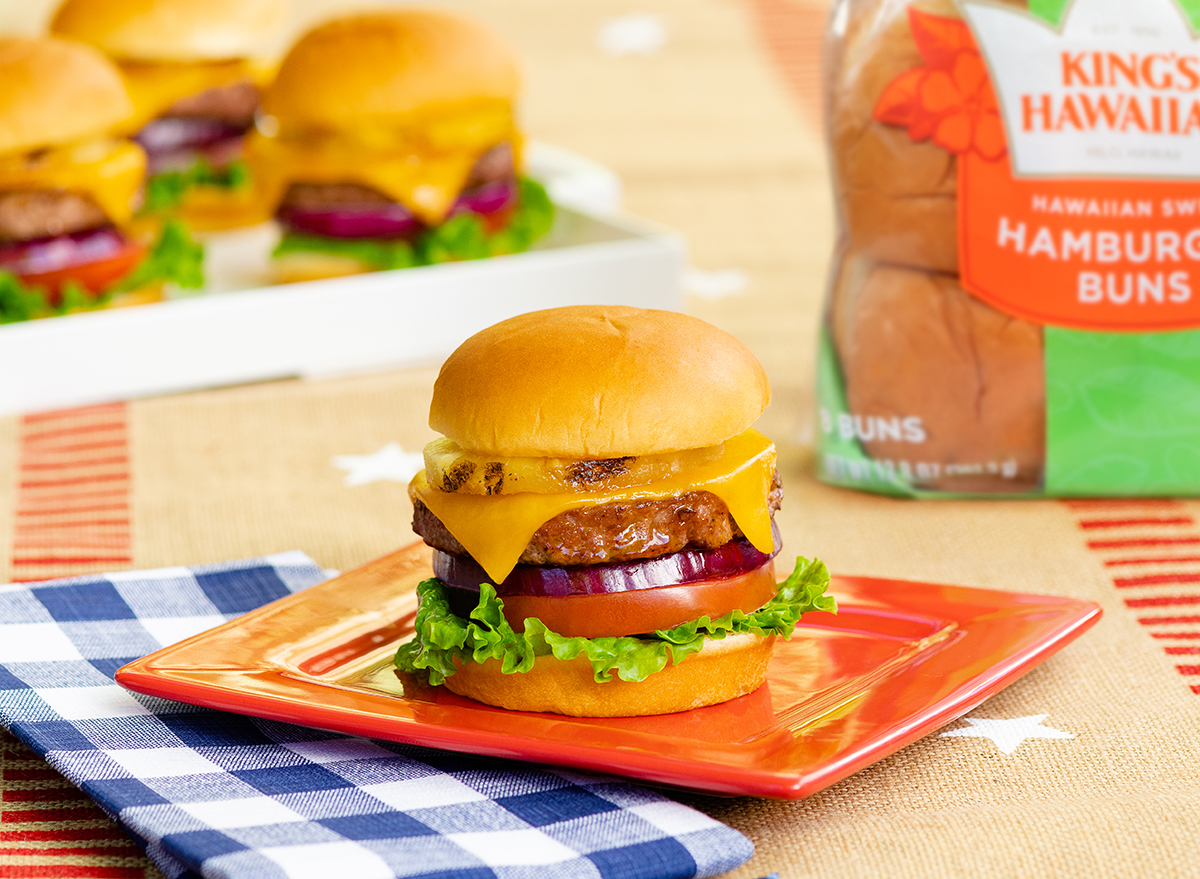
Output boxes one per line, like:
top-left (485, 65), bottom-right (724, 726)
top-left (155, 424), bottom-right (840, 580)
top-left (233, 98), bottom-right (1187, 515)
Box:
top-left (2, 0), bottom-right (1198, 876)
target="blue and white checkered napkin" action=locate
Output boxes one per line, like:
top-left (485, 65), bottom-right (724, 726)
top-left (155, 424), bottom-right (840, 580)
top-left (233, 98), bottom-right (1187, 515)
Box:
top-left (0, 551), bottom-right (754, 879)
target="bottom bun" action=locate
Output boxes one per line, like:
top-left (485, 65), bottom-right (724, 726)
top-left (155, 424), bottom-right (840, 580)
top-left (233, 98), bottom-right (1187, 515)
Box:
top-left (174, 189), bottom-right (274, 232)
top-left (441, 632), bottom-right (777, 717)
top-left (108, 283), bottom-right (164, 308)
top-left (272, 251), bottom-right (370, 284)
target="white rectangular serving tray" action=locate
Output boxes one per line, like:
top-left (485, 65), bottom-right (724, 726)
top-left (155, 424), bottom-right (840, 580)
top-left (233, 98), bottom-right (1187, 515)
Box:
top-left (0, 144), bottom-right (685, 416)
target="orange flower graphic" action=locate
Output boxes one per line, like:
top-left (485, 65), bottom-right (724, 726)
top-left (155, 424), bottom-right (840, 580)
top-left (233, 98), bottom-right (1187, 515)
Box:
top-left (873, 9), bottom-right (1006, 160)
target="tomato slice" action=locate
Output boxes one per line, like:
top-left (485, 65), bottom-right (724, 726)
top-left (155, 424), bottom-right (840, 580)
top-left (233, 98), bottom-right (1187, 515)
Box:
top-left (478, 203), bottom-right (515, 233)
top-left (499, 560), bottom-right (779, 638)
top-left (0, 228), bottom-right (148, 299)
top-left (17, 240), bottom-right (146, 298)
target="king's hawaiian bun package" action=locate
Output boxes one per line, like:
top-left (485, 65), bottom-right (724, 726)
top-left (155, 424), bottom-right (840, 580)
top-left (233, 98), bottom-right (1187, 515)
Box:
top-left (820, 0), bottom-right (1200, 496)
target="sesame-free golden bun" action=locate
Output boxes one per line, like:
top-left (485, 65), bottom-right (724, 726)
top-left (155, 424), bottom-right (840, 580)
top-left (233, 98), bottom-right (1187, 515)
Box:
top-left (261, 9), bottom-right (519, 131)
top-left (441, 632), bottom-right (776, 716)
top-left (0, 37), bottom-right (134, 157)
top-left (50, 0), bottom-right (287, 62)
top-left (430, 305), bottom-right (772, 458)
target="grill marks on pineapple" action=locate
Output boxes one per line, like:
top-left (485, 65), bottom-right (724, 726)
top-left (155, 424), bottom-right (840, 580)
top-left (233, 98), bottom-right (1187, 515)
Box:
top-left (484, 462), bottom-right (505, 494)
top-left (439, 459), bottom-right (477, 492)
top-left (433, 456), bottom-right (633, 494)
top-left (422, 438), bottom-right (726, 497)
top-left (566, 457), bottom-right (634, 488)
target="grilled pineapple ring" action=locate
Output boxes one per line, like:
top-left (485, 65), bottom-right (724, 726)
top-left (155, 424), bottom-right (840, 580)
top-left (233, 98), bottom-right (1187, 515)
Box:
top-left (423, 437), bottom-right (725, 495)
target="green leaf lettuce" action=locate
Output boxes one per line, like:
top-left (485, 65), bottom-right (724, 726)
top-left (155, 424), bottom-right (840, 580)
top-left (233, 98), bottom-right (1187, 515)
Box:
top-left (273, 176), bottom-right (555, 271)
top-left (114, 219), bottom-right (205, 293)
top-left (0, 220), bottom-right (205, 323)
top-left (143, 159), bottom-right (252, 213)
top-left (0, 274), bottom-right (110, 324)
top-left (395, 555), bottom-right (836, 686)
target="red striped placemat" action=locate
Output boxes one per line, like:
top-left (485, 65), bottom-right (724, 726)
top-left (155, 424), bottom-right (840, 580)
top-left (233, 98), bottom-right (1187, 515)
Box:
top-left (10, 403), bottom-right (133, 584)
top-left (1065, 498), bottom-right (1200, 695)
top-left (1, 403), bottom-right (155, 878)
top-left (743, 0), bottom-right (826, 125)
top-left (1, 735), bottom-right (150, 879)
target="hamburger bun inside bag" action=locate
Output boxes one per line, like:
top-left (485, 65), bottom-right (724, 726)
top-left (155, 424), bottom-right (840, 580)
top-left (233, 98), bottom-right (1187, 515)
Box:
top-left (820, 0), bottom-right (1200, 496)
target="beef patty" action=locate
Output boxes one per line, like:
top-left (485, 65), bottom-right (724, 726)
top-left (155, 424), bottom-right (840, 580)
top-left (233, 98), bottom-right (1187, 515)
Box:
top-left (279, 143), bottom-right (516, 213)
top-left (164, 80), bottom-right (261, 130)
top-left (0, 190), bottom-right (108, 243)
top-left (413, 471), bottom-right (783, 567)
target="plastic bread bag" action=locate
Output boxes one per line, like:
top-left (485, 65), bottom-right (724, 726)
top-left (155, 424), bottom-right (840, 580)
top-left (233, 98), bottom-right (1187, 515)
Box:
top-left (819, 0), bottom-right (1200, 496)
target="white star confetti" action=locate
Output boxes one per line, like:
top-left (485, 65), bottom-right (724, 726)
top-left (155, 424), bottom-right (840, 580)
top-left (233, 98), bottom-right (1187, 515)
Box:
top-left (331, 443), bottom-right (425, 487)
top-left (597, 14), bottom-right (669, 57)
top-left (682, 267), bottom-right (748, 300)
top-left (940, 714), bottom-right (1075, 755)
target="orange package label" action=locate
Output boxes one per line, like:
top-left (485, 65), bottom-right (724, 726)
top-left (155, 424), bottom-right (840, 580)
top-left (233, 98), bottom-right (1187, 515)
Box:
top-left (959, 154), bottom-right (1200, 331)
top-left (874, 0), bottom-right (1200, 332)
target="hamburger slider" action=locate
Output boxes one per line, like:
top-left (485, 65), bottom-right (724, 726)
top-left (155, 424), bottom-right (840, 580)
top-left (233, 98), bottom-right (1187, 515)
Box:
top-left (247, 9), bottom-right (554, 283)
top-left (395, 306), bottom-right (835, 717)
top-left (0, 37), bottom-right (202, 319)
top-left (51, 0), bottom-right (288, 229)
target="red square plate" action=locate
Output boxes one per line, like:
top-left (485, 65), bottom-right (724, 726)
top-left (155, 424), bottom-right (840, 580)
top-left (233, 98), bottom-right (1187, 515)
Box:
top-left (116, 543), bottom-right (1101, 799)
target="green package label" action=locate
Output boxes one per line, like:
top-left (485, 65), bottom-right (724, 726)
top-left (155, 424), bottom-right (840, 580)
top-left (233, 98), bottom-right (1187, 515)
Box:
top-left (817, 322), bottom-right (1200, 497)
top-left (1028, 0), bottom-right (1200, 27)
top-left (1045, 328), bottom-right (1200, 495)
top-left (1018, 0), bottom-right (1200, 494)
top-left (815, 328), bottom-right (916, 498)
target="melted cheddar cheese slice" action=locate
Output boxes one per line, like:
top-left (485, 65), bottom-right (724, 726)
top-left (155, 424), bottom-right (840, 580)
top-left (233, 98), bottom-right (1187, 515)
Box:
top-left (247, 100), bottom-right (518, 225)
top-left (410, 428), bottom-right (778, 584)
top-left (0, 139), bottom-right (146, 226)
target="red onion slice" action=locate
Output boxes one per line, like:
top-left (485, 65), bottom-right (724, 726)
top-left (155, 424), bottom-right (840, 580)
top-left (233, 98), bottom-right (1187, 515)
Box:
top-left (451, 179), bottom-right (518, 217)
top-left (136, 118), bottom-right (249, 174)
top-left (276, 178), bottom-right (519, 240)
top-left (277, 203), bottom-right (423, 240)
top-left (0, 227), bottom-right (128, 276)
top-left (146, 137), bottom-right (246, 175)
top-left (433, 527), bottom-right (780, 599)
top-left (135, 117), bottom-right (246, 154)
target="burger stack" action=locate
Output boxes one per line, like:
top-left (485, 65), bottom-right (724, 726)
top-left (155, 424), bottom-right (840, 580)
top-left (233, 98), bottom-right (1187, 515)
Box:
top-left (0, 36), bottom-right (201, 317)
top-left (396, 306), bottom-right (835, 717)
top-left (248, 10), bottom-right (553, 282)
top-left (0, 4), bottom-right (554, 322)
top-left (50, 0), bottom-right (287, 230)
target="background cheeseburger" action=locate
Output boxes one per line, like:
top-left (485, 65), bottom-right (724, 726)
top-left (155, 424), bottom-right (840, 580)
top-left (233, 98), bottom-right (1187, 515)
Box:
top-left (51, 0), bottom-right (288, 229)
top-left (395, 306), bottom-right (834, 717)
top-left (246, 9), bottom-right (554, 283)
top-left (0, 36), bottom-right (202, 320)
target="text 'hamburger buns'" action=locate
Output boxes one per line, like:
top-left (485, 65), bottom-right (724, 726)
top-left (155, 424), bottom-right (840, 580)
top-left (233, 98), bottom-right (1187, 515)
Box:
top-left (430, 305), bottom-right (772, 458)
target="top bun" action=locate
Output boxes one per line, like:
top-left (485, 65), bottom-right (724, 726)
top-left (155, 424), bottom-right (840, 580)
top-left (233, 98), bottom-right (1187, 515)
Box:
top-left (0, 37), bottom-right (133, 156)
top-left (431, 306), bottom-right (772, 458)
top-left (262, 10), bottom-right (519, 130)
top-left (50, 0), bottom-right (287, 62)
